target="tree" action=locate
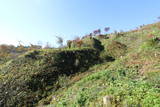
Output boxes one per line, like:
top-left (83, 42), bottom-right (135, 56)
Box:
top-left (104, 27), bottom-right (110, 33)
top-left (76, 40), bottom-right (83, 48)
top-left (93, 29), bottom-right (101, 36)
top-left (67, 40), bottom-right (72, 48)
top-left (157, 16), bottom-right (160, 22)
top-left (29, 43), bottom-right (42, 50)
top-left (44, 42), bottom-right (51, 49)
top-left (56, 36), bottom-right (63, 47)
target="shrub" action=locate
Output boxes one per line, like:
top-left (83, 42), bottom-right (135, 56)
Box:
top-left (67, 40), bottom-right (72, 48)
top-left (70, 40), bottom-right (77, 48)
top-left (82, 37), bottom-right (104, 52)
top-left (56, 36), bottom-right (63, 47)
top-left (139, 38), bottom-right (160, 51)
top-left (68, 37), bottom-right (84, 48)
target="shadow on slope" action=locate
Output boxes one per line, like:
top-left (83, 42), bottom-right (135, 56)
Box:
top-left (0, 48), bottom-right (100, 107)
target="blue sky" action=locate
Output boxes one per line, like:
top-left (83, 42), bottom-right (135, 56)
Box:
top-left (0, 0), bottom-right (160, 46)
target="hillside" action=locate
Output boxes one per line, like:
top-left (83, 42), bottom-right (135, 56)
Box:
top-left (1, 22), bottom-right (160, 107)
top-left (0, 48), bottom-right (100, 107)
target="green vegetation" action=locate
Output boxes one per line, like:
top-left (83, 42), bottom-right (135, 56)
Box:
top-left (1, 22), bottom-right (160, 107)
top-left (47, 68), bottom-right (160, 107)
top-left (82, 37), bottom-right (104, 51)
top-left (0, 48), bottom-right (99, 107)
top-left (69, 37), bottom-right (104, 52)
top-left (0, 44), bottom-right (42, 65)
top-left (106, 41), bottom-right (127, 58)
top-left (140, 37), bottom-right (160, 51)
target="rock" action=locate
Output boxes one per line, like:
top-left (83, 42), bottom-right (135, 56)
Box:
top-left (103, 95), bottom-right (113, 107)
top-left (52, 96), bottom-right (56, 101)
top-left (0, 100), bottom-right (4, 107)
top-left (74, 59), bottom-right (79, 66)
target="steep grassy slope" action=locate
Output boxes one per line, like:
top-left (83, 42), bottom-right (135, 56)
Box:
top-left (43, 22), bottom-right (160, 107)
top-left (109, 23), bottom-right (160, 73)
top-left (0, 48), bottom-right (100, 107)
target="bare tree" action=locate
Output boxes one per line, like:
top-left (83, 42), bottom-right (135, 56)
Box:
top-left (18, 41), bottom-right (23, 46)
top-left (44, 42), bottom-right (51, 49)
top-left (56, 36), bottom-right (63, 47)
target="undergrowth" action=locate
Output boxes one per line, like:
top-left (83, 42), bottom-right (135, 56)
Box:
top-left (47, 68), bottom-right (160, 107)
